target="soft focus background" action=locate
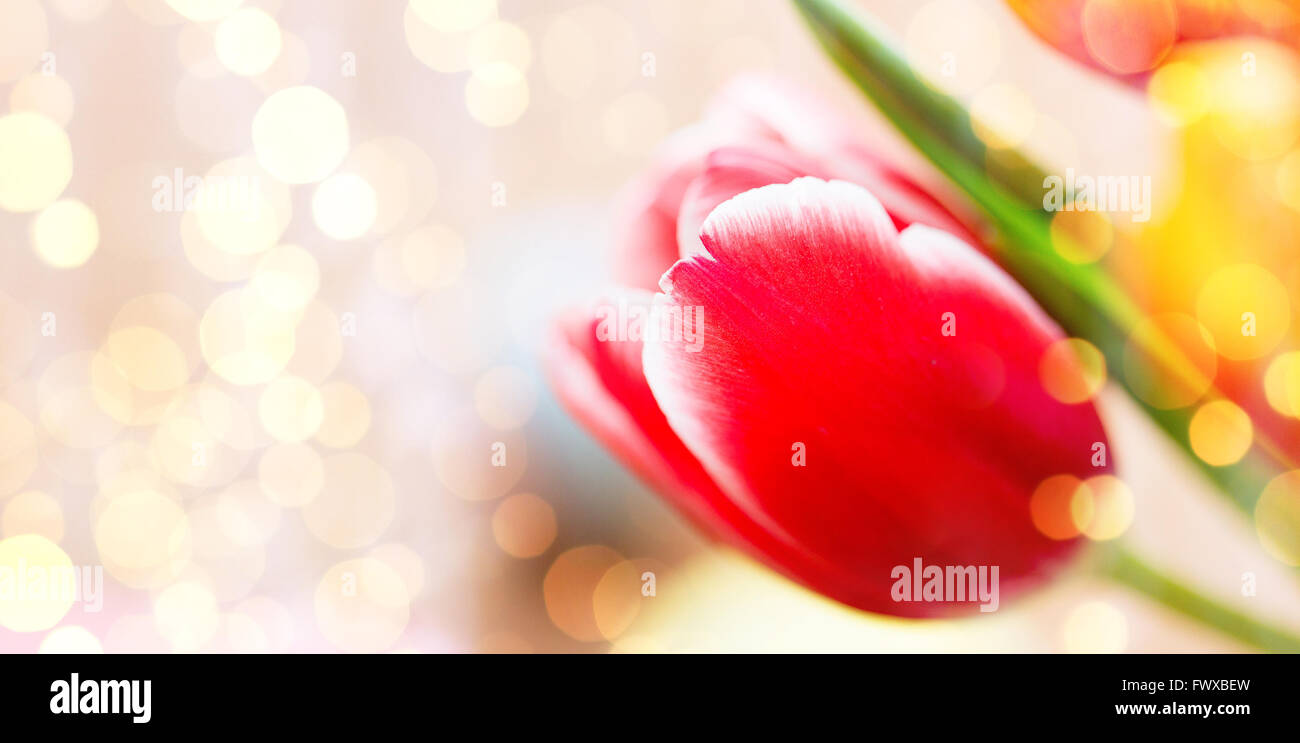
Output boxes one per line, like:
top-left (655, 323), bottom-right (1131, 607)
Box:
top-left (1, 0), bottom-right (1298, 653)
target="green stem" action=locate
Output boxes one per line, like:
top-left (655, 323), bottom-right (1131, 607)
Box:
top-left (1096, 543), bottom-right (1300, 651)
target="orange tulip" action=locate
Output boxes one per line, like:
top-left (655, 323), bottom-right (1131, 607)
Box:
top-left (1007, 0), bottom-right (1300, 79)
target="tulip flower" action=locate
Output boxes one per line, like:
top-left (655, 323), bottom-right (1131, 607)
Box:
top-left (549, 0), bottom-right (1300, 642)
top-left (549, 79), bottom-right (1115, 615)
top-left (1006, 0), bottom-right (1300, 80)
top-left (762, 0), bottom-right (1300, 646)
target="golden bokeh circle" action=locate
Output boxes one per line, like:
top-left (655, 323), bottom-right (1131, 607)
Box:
top-left (252, 86), bottom-right (350, 184)
top-left (543, 545), bottom-right (624, 643)
top-left (94, 489), bottom-right (191, 589)
top-left (0, 534), bottom-right (74, 632)
top-left (1030, 474), bottom-right (1087, 540)
top-left (314, 382), bottom-right (371, 449)
top-left (1264, 351), bottom-right (1300, 418)
top-left (465, 62), bottom-right (530, 127)
top-left (1038, 338), bottom-right (1107, 404)
top-left (410, 0), bottom-right (497, 33)
top-left (1188, 399), bottom-right (1253, 466)
top-left (39, 625), bottom-right (104, 654)
top-left (311, 173), bottom-right (378, 240)
top-left (314, 557), bottom-right (410, 652)
top-left (0, 113), bottom-right (72, 212)
top-left (200, 289), bottom-right (297, 386)
top-left (257, 375), bottom-right (324, 443)
top-left (214, 7), bottom-right (282, 76)
top-left (1074, 475), bottom-right (1134, 541)
top-left (1194, 264), bottom-right (1290, 361)
top-left (1255, 470), bottom-right (1300, 566)
top-left (250, 244), bottom-right (320, 313)
top-left (491, 493), bottom-right (557, 558)
top-left (153, 580), bottom-right (220, 651)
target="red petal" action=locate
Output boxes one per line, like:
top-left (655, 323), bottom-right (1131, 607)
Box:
top-left (642, 178), bottom-right (1107, 614)
top-left (545, 291), bottom-right (884, 589)
top-left (545, 290), bottom-right (717, 510)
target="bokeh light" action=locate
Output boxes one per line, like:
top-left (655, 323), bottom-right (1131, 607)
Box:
top-left (1189, 399), bottom-right (1253, 466)
top-left (465, 62), bottom-right (530, 127)
top-left (0, 535), bottom-right (74, 632)
top-left (311, 173), bottom-right (378, 240)
top-left (1194, 264), bottom-right (1290, 361)
top-left (0, 112), bottom-right (72, 212)
top-left (1255, 471), bottom-right (1300, 566)
top-left (314, 557), bottom-right (410, 652)
top-left (1039, 338), bottom-right (1107, 404)
top-left (252, 86), bottom-right (349, 184)
top-left (492, 493), bottom-right (557, 558)
top-left (214, 8), bottom-right (282, 76)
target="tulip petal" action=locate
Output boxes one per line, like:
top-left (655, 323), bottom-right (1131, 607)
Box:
top-left (675, 142), bottom-right (979, 261)
top-left (545, 290), bottom-right (722, 515)
top-left (643, 177), bottom-right (1106, 613)
top-left (546, 290), bottom-right (885, 591)
top-left (614, 74), bottom-right (943, 291)
top-left (610, 126), bottom-right (725, 291)
top-left (545, 291), bottom-right (802, 548)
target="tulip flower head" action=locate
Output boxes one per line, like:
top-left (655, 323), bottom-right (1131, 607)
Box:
top-left (549, 81), bottom-right (1112, 617)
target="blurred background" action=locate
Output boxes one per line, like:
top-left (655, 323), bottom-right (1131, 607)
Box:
top-left (1, 0), bottom-right (1298, 652)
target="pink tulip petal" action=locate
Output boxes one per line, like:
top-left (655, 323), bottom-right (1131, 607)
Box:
top-left (642, 177), bottom-right (1105, 613)
top-left (675, 144), bottom-right (817, 261)
top-left (703, 75), bottom-right (869, 161)
top-left (610, 126), bottom-right (720, 291)
top-left (675, 142), bottom-right (981, 262)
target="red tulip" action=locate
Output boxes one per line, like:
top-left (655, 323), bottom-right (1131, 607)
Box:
top-left (547, 81), bottom-right (1111, 616)
top-left (1007, 0), bottom-right (1300, 79)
